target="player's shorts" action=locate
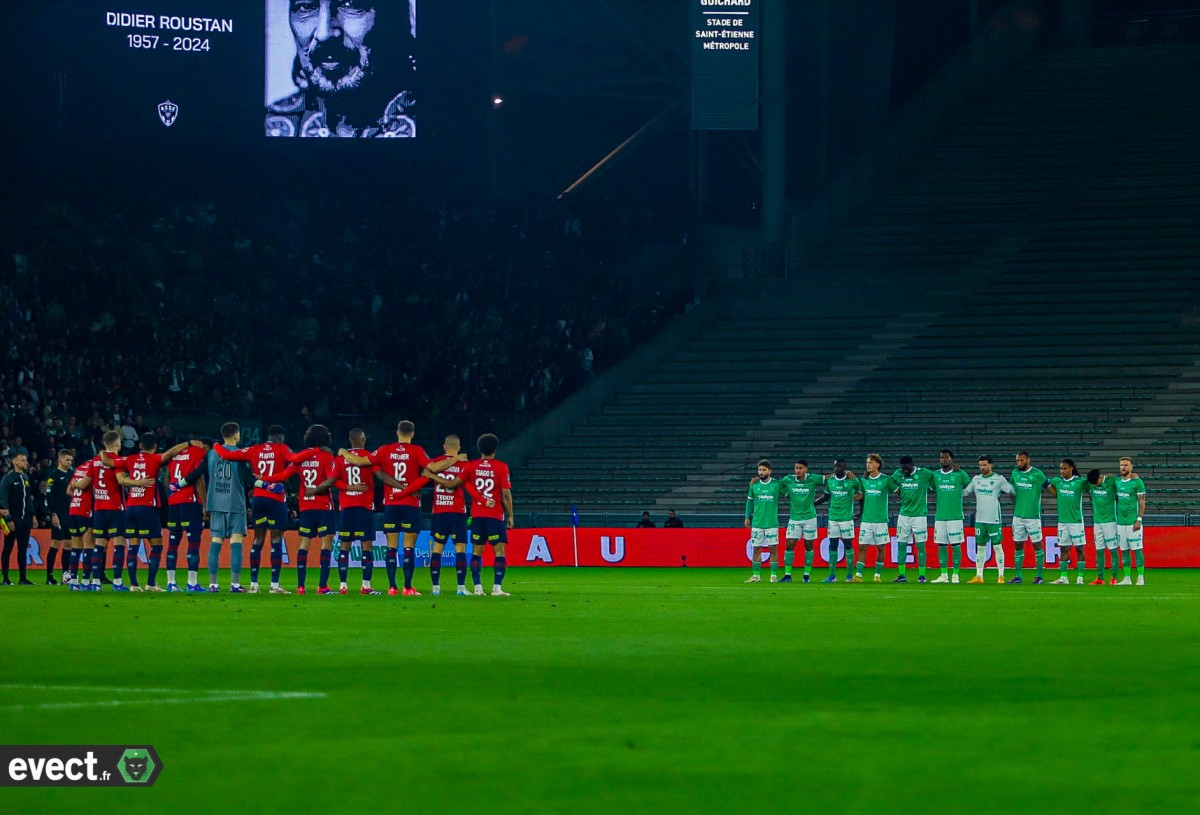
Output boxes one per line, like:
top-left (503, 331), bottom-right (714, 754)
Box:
top-left (1012, 517), bottom-right (1043, 543)
top-left (1117, 523), bottom-right (1143, 551)
top-left (68, 514), bottom-right (92, 538)
top-left (124, 506), bottom-right (162, 541)
top-left (1092, 521), bottom-right (1118, 551)
top-left (338, 507), bottom-right (375, 543)
top-left (975, 522), bottom-right (1002, 547)
top-left (210, 510), bottom-right (247, 540)
top-left (786, 518), bottom-right (818, 541)
top-left (859, 522), bottom-right (889, 546)
top-left (51, 521), bottom-right (72, 542)
top-left (298, 509), bottom-right (335, 539)
top-left (897, 514), bottom-right (928, 543)
top-left (167, 503), bottom-right (204, 544)
top-left (91, 509), bottom-right (125, 540)
top-left (382, 505), bottom-right (422, 534)
top-left (934, 519), bottom-right (965, 545)
top-left (748, 527), bottom-right (780, 548)
top-left (1057, 522), bottom-right (1086, 548)
top-left (827, 519), bottom-right (855, 540)
top-left (431, 512), bottom-right (469, 547)
top-left (471, 517), bottom-right (508, 549)
top-left (251, 496), bottom-right (290, 530)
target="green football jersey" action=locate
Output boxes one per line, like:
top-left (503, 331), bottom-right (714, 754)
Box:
top-left (1087, 477), bottom-right (1117, 524)
top-left (859, 474), bottom-right (896, 524)
top-left (932, 468), bottom-right (971, 521)
top-left (745, 479), bottom-right (785, 529)
top-left (892, 468), bottom-right (935, 517)
top-left (1049, 475), bottom-right (1085, 524)
top-left (825, 475), bottom-right (860, 523)
top-left (1011, 467), bottom-right (1047, 520)
top-left (780, 474), bottom-right (827, 521)
top-left (1114, 476), bottom-right (1146, 525)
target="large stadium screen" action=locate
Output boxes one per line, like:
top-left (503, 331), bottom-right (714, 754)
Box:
top-left (68, 2), bottom-right (420, 141)
top-left (691, 0), bottom-right (759, 130)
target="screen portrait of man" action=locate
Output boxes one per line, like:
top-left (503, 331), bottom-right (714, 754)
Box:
top-left (265, 0), bottom-right (416, 138)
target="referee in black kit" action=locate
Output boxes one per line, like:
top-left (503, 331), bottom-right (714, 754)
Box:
top-left (1, 451), bottom-right (40, 585)
top-left (41, 448), bottom-right (76, 584)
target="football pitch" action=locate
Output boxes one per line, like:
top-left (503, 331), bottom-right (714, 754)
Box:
top-left (2, 568), bottom-right (1199, 814)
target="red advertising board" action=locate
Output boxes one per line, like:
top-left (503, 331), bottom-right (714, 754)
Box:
top-left (12, 526), bottom-right (1200, 569)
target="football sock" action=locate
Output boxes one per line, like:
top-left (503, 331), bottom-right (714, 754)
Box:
top-left (951, 545), bottom-right (961, 576)
top-left (147, 544), bottom-right (162, 585)
top-left (402, 547), bottom-right (415, 589)
top-left (46, 546), bottom-right (58, 577)
top-left (874, 548), bottom-right (884, 577)
top-left (804, 547), bottom-right (814, 576)
top-left (270, 542), bottom-right (283, 585)
top-left (318, 549), bottom-right (332, 589)
top-left (80, 549), bottom-right (92, 582)
top-left (112, 544), bottom-right (126, 582)
top-left (66, 548), bottom-right (79, 578)
top-left (939, 544), bottom-right (949, 576)
top-left (751, 553), bottom-right (761, 577)
top-left (126, 544), bottom-right (139, 586)
top-left (827, 542), bottom-right (839, 577)
top-left (430, 555), bottom-right (442, 587)
top-left (1134, 550), bottom-right (1144, 578)
top-left (995, 546), bottom-right (1006, 576)
top-left (1114, 549), bottom-right (1123, 579)
top-left (90, 545), bottom-right (104, 582)
top-left (844, 544), bottom-right (856, 578)
top-left (975, 546), bottom-right (986, 578)
top-left (361, 550), bottom-right (374, 585)
top-left (455, 552), bottom-right (467, 586)
top-left (207, 542), bottom-right (222, 585)
top-left (385, 547), bottom-right (398, 589)
top-left (471, 554), bottom-right (482, 586)
top-left (494, 556), bottom-right (507, 587)
top-left (1014, 547), bottom-right (1024, 578)
top-left (250, 543), bottom-right (263, 584)
top-left (337, 547), bottom-right (351, 585)
top-left (186, 542), bottom-right (200, 575)
top-left (1097, 551), bottom-right (1106, 580)
top-left (296, 546), bottom-right (309, 589)
top-left (783, 548), bottom-right (794, 576)
top-left (1034, 547), bottom-right (1045, 578)
top-left (769, 553), bottom-right (777, 577)
top-left (855, 557), bottom-right (865, 577)
top-left (916, 544), bottom-right (926, 578)
top-left (229, 543), bottom-right (243, 586)
top-left (1060, 549), bottom-right (1070, 579)
top-left (897, 543), bottom-right (908, 576)
top-left (166, 541), bottom-right (179, 581)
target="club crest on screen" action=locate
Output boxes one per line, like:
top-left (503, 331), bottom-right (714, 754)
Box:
top-left (157, 100), bottom-right (179, 127)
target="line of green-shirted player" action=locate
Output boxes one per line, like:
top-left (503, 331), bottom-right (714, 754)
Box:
top-left (744, 450), bottom-right (1148, 587)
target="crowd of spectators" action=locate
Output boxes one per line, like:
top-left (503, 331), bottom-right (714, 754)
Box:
top-left (1, 189), bottom-right (700, 492)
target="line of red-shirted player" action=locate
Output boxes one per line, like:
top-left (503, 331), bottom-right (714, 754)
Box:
top-left (57, 422), bottom-right (514, 597)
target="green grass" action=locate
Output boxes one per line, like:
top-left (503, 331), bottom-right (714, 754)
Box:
top-left (2, 568), bottom-right (1200, 814)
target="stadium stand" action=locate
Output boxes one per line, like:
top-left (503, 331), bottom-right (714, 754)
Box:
top-left (516, 44), bottom-right (1200, 518)
top-left (0, 196), bottom-right (695, 502)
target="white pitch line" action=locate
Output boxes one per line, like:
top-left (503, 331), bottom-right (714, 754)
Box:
top-left (0, 691), bottom-right (326, 712)
top-left (0, 684), bottom-right (322, 696)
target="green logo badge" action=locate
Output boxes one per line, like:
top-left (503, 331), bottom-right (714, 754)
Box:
top-left (117, 748), bottom-right (155, 784)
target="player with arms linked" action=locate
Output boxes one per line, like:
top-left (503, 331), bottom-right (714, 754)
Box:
top-left (163, 436), bottom-right (210, 592)
top-left (459, 433), bottom-right (514, 596)
top-left (390, 434), bottom-right (473, 596)
top-left (214, 425), bottom-right (294, 594)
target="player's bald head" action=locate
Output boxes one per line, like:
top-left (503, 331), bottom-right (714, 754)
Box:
top-left (349, 428), bottom-right (366, 447)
